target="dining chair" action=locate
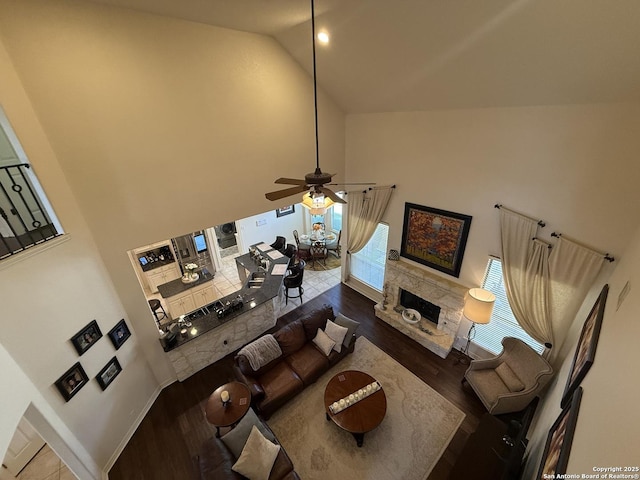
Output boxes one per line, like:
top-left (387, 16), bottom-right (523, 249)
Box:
top-left (326, 230), bottom-right (341, 258)
top-left (310, 240), bottom-right (328, 269)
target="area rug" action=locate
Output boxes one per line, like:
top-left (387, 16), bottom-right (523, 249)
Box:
top-left (267, 337), bottom-right (465, 480)
top-left (305, 254), bottom-right (341, 271)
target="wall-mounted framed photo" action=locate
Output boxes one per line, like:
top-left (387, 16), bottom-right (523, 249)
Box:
top-left (276, 205), bottom-right (295, 217)
top-left (108, 319), bottom-right (131, 350)
top-left (400, 203), bottom-right (472, 278)
top-left (96, 356), bottom-right (122, 391)
top-left (55, 362), bottom-right (89, 402)
top-left (537, 387), bottom-right (583, 478)
top-left (561, 284), bottom-right (609, 408)
top-left (70, 320), bottom-right (102, 356)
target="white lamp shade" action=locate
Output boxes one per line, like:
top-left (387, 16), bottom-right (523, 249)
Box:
top-left (463, 288), bottom-right (496, 325)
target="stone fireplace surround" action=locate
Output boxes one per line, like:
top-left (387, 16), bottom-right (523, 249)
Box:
top-left (374, 259), bottom-right (468, 358)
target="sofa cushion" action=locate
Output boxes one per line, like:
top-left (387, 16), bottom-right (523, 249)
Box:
top-left (466, 368), bottom-right (511, 406)
top-left (232, 426), bottom-right (280, 480)
top-left (300, 305), bottom-right (335, 341)
top-left (285, 342), bottom-right (330, 385)
top-left (325, 319), bottom-right (348, 353)
top-left (312, 328), bottom-right (335, 356)
top-left (273, 321), bottom-right (307, 356)
top-left (221, 408), bottom-right (275, 458)
top-left (199, 436), bottom-right (244, 480)
top-left (495, 362), bottom-right (525, 392)
top-left (334, 313), bottom-right (360, 348)
top-left (258, 362), bottom-right (304, 416)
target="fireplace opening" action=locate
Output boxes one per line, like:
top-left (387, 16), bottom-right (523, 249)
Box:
top-left (399, 289), bottom-right (441, 325)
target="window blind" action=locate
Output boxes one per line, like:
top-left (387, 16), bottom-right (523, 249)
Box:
top-left (473, 257), bottom-right (545, 355)
top-left (350, 223), bottom-right (389, 291)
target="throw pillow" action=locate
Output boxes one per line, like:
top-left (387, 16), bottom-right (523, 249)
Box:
top-left (232, 425), bottom-right (280, 480)
top-left (221, 408), bottom-right (275, 459)
top-left (325, 319), bottom-right (348, 353)
top-left (495, 362), bottom-right (525, 392)
top-left (334, 313), bottom-right (360, 348)
top-left (312, 328), bottom-right (336, 356)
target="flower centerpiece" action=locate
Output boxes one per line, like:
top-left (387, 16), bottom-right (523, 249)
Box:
top-left (183, 263), bottom-right (199, 281)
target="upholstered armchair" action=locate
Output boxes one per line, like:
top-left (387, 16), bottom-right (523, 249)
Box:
top-left (463, 337), bottom-right (553, 415)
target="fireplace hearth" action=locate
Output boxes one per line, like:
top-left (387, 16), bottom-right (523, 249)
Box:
top-left (375, 259), bottom-right (468, 358)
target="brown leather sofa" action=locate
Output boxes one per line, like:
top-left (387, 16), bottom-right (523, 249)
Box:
top-left (197, 418), bottom-right (300, 480)
top-left (233, 304), bottom-right (356, 419)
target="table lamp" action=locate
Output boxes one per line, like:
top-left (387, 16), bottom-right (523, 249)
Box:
top-left (459, 288), bottom-right (495, 365)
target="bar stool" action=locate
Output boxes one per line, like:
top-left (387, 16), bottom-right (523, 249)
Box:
top-left (283, 260), bottom-right (305, 305)
top-left (148, 299), bottom-right (167, 323)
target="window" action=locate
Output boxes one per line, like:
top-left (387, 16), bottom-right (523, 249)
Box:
top-left (473, 257), bottom-right (545, 355)
top-left (349, 223), bottom-right (389, 291)
top-left (330, 201), bottom-right (343, 233)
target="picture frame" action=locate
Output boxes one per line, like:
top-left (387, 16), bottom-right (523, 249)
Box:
top-left (561, 284), bottom-right (609, 408)
top-left (536, 387), bottom-right (583, 478)
top-left (70, 320), bottom-right (102, 356)
top-left (400, 203), bottom-right (472, 277)
top-left (55, 362), bottom-right (89, 402)
top-left (108, 319), bottom-right (131, 350)
top-left (276, 205), bottom-right (295, 217)
top-left (96, 356), bottom-right (122, 391)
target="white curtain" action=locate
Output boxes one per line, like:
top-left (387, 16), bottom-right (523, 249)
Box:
top-left (500, 208), bottom-right (554, 348)
top-left (344, 186), bottom-right (394, 280)
top-left (548, 236), bottom-right (605, 360)
top-left (346, 186), bottom-right (394, 254)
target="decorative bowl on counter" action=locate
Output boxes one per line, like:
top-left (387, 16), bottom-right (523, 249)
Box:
top-left (181, 272), bottom-right (199, 284)
top-left (402, 308), bottom-right (421, 324)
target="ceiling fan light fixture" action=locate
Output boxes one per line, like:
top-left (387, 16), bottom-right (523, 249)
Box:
top-left (301, 191), bottom-right (334, 215)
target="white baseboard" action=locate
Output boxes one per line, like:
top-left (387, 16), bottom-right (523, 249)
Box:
top-left (100, 382), bottom-right (168, 479)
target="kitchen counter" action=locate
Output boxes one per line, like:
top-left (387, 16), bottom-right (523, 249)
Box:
top-left (157, 270), bottom-right (215, 298)
top-left (160, 245), bottom-right (291, 381)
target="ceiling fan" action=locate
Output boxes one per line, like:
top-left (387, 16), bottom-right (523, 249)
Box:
top-left (265, 0), bottom-right (372, 207)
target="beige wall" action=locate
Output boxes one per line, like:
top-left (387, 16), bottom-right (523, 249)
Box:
top-left (346, 105), bottom-right (640, 288)
top-left (0, 34), bottom-right (156, 476)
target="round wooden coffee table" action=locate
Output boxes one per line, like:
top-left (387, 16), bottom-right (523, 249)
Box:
top-left (324, 370), bottom-right (387, 447)
top-left (205, 381), bottom-right (251, 438)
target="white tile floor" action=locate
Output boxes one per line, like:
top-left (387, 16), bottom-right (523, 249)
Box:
top-left (14, 445), bottom-right (76, 480)
top-left (146, 245), bottom-right (341, 325)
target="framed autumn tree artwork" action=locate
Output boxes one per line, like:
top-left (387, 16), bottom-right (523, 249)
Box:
top-left (400, 203), bottom-right (472, 277)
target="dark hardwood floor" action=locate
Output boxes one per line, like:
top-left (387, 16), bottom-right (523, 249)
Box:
top-left (109, 284), bottom-right (489, 480)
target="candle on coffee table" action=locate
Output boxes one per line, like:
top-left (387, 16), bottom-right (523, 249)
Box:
top-left (221, 390), bottom-right (230, 404)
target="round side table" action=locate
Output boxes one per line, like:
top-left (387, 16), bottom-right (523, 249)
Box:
top-left (205, 381), bottom-right (251, 438)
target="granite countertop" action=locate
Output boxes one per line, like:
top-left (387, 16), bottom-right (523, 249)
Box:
top-left (159, 246), bottom-right (290, 352)
top-left (157, 270), bottom-right (215, 298)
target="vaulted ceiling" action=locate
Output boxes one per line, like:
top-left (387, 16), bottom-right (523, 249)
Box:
top-left (86, 0), bottom-right (640, 113)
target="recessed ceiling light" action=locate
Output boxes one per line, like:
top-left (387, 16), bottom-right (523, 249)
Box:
top-left (317, 32), bottom-right (329, 44)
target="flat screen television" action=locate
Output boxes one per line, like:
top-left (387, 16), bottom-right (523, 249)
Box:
top-left (194, 233), bottom-right (207, 253)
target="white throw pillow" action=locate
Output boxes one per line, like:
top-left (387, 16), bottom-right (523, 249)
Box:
top-left (325, 319), bottom-right (348, 353)
top-left (231, 425), bottom-right (280, 480)
top-left (312, 328), bottom-right (336, 356)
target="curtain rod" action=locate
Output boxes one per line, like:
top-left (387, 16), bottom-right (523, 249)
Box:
top-left (342, 185), bottom-right (396, 195)
top-left (551, 232), bottom-right (615, 262)
top-left (494, 204), bottom-right (546, 227)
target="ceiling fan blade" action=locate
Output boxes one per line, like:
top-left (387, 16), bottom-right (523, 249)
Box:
top-left (318, 186), bottom-right (347, 204)
top-left (275, 178), bottom-right (307, 185)
top-left (265, 185), bottom-right (309, 201)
